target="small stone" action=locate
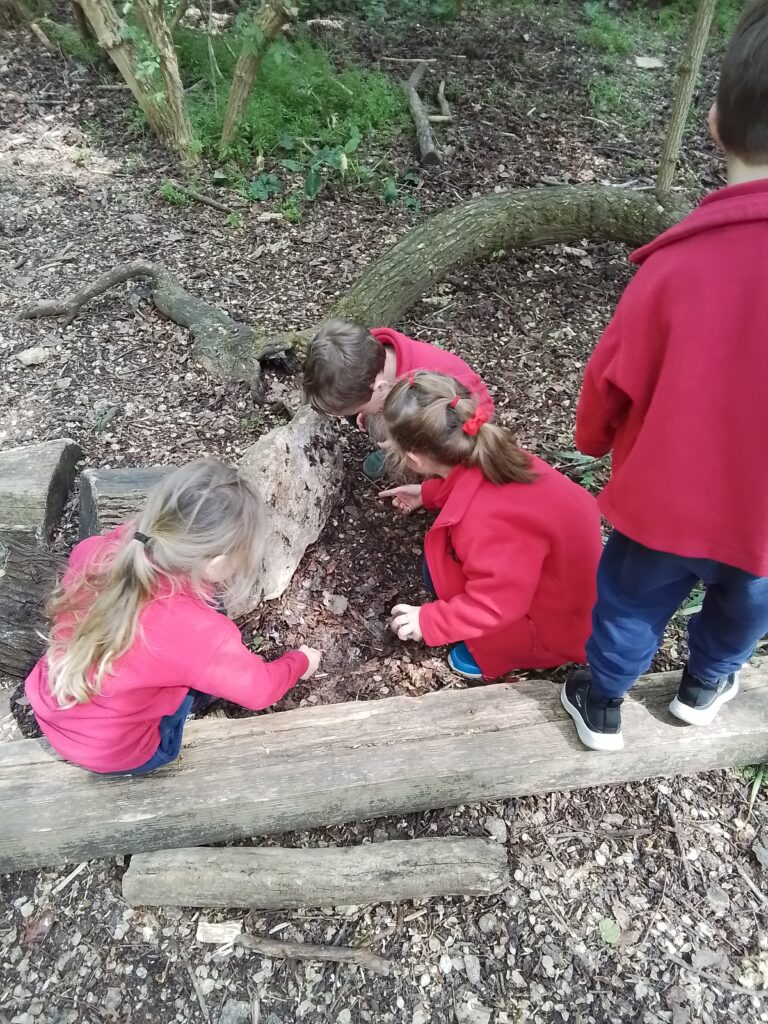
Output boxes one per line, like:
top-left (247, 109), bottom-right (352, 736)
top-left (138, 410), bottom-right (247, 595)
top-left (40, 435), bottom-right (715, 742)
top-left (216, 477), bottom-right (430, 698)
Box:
top-left (484, 816), bottom-right (508, 843)
top-left (322, 592), bottom-right (348, 616)
top-left (419, 972), bottom-right (430, 987)
top-left (219, 999), bottom-right (250, 1024)
top-left (464, 952), bottom-right (481, 986)
top-left (16, 347), bottom-right (49, 366)
top-left (707, 884), bottom-right (730, 912)
top-left (439, 953), bottom-right (453, 974)
top-left (336, 1011), bottom-right (352, 1024)
top-left (104, 989), bottom-right (122, 1014)
top-left (56, 377), bottom-right (72, 390)
top-left (478, 912), bottom-right (497, 935)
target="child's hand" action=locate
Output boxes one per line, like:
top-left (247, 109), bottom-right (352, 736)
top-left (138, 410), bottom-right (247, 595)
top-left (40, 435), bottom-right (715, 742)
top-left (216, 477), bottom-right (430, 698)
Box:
top-left (390, 604), bottom-right (423, 642)
top-left (298, 645), bottom-right (322, 679)
top-left (379, 484), bottom-right (423, 515)
top-left (356, 412), bottom-right (367, 431)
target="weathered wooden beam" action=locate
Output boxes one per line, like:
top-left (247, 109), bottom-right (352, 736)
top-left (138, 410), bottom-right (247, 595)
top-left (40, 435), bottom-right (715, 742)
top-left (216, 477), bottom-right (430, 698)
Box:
top-left (2, 662), bottom-right (767, 873)
top-left (122, 837), bottom-right (509, 909)
top-left (78, 466), bottom-right (171, 540)
top-left (0, 439), bottom-right (82, 680)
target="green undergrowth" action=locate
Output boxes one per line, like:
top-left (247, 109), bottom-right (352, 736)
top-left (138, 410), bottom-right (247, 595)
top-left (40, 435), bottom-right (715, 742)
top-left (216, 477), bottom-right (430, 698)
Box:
top-left (39, 18), bottom-right (102, 63)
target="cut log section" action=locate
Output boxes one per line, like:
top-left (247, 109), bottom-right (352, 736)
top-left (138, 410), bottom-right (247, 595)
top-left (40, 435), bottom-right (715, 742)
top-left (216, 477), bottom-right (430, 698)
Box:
top-left (78, 466), bottom-right (172, 540)
top-left (403, 61), bottom-right (442, 166)
top-left (122, 837), bottom-right (509, 909)
top-left (2, 661), bottom-right (767, 873)
top-left (0, 439), bottom-right (82, 680)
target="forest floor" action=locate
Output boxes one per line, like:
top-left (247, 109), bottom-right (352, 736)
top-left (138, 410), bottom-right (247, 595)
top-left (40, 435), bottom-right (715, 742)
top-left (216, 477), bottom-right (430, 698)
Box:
top-left (1, 2), bottom-right (767, 1023)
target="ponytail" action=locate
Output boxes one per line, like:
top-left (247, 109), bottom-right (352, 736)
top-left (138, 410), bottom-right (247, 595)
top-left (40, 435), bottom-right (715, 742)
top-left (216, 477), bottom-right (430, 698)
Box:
top-left (47, 459), bottom-right (267, 707)
top-left (383, 371), bottom-right (536, 486)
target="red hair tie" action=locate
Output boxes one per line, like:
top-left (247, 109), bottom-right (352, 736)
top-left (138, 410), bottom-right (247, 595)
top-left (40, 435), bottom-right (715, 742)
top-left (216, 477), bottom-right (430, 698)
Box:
top-left (407, 373), bottom-right (416, 387)
top-left (449, 396), bottom-right (460, 409)
top-left (462, 409), bottom-right (489, 437)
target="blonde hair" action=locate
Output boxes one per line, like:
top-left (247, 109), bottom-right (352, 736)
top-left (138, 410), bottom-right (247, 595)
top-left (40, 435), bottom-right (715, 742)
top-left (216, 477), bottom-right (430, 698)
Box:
top-left (383, 372), bottom-right (536, 486)
top-left (47, 459), bottom-right (266, 707)
top-left (303, 318), bottom-right (386, 415)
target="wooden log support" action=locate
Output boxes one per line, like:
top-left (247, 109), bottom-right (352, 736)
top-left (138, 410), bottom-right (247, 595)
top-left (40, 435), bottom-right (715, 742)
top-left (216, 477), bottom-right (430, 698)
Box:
top-left (78, 466), bottom-right (172, 540)
top-left (0, 439), bottom-right (82, 680)
top-left (2, 661), bottom-right (768, 873)
top-left (403, 61), bottom-right (442, 166)
top-left (122, 837), bottom-right (509, 909)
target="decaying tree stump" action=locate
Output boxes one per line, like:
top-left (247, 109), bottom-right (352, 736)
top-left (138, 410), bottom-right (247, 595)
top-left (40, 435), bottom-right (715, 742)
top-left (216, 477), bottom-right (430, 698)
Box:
top-left (0, 439), bottom-right (82, 680)
top-left (78, 466), bottom-right (171, 540)
top-left (122, 837), bottom-right (510, 909)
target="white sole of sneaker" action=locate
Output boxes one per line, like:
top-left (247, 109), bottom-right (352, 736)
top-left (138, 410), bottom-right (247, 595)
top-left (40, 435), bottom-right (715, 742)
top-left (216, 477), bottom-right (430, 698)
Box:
top-left (560, 685), bottom-right (624, 752)
top-left (669, 674), bottom-right (740, 726)
top-left (448, 658), bottom-right (484, 681)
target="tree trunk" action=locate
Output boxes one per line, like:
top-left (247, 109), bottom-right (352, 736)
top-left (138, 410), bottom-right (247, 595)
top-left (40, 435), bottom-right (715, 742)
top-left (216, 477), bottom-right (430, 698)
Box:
top-left (22, 186), bottom-right (687, 379)
top-left (0, 440), bottom-right (83, 680)
top-left (122, 838), bottom-right (509, 909)
top-left (656, 0), bottom-right (716, 197)
top-left (220, 0), bottom-right (293, 149)
top-left (0, 0), bottom-right (29, 25)
top-left (78, 0), bottom-right (196, 163)
top-left (331, 184), bottom-right (688, 329)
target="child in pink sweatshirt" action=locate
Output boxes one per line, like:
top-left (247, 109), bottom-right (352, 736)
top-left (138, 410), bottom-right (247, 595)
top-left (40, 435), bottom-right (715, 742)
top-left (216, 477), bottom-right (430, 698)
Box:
top-left (26, 459), bottom-right (321, 775)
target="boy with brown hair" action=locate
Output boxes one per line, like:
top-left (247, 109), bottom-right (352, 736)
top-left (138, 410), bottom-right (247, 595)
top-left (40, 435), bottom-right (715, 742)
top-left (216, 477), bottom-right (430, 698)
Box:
top-left (303, 319), bottom-right (494, 479)
top-left (562, 0), bottom-right (768, 752)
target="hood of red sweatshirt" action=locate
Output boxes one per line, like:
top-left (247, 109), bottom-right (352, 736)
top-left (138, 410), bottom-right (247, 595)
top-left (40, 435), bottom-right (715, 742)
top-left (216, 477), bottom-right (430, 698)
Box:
top-left (630, 178), bottom-right (768, 265)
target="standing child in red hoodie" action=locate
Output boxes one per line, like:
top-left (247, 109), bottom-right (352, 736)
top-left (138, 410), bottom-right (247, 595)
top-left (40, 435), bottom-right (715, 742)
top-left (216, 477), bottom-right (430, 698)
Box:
top-left (561, 0), bottom-right (768, 752)
top-left (379, 372), bottom-right (603, 680)
top-left (26, 459), bottom-right (321, 775)
top-left (303, 319), bottom-right (493, 480)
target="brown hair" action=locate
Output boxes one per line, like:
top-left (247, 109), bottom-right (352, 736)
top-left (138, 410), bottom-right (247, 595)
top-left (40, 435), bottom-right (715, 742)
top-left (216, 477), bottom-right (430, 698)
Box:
top-left (303, 319), bottom-right (387, 415)
top-left (717, 0), bottom-right (768, 164)
top-left (383, 372), bottom-right (535, 486)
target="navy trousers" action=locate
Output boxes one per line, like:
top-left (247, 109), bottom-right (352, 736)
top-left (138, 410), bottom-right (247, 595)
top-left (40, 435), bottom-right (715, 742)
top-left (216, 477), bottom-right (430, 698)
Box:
top-left (587, 532), bottom-right (768, 699)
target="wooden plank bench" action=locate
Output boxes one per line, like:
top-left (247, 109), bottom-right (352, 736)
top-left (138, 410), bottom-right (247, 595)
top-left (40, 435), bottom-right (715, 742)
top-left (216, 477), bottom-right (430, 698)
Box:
top-left (2, 661), bottom-right (767, 874)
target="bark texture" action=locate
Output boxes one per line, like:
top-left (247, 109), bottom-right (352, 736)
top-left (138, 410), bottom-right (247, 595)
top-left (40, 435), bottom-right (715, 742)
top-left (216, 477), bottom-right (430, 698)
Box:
top-left (403, 61), bottom-right (442, 165)
top-left (0, 440), bottom-right (82, 680)
top-left (122, 838), bottom-right (509, 909)
top-left (3, 661), bottom-right (767, 872)
top-left (220, 0), bottom-right (293, 149)
top-left (78, 0), bottom-right (196, 162)
top-left (656, 0), bottom-right (716, 197)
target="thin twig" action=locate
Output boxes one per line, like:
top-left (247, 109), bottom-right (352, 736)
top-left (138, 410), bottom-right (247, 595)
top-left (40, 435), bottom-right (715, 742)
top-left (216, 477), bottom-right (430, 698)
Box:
top-left (734, 862), bottom-right (768, 906)
top-left (666, 952), bottom-right (768, 999)
top-left (437, 78), bottom-right (452, 118)
top-left (668, 801), bottom-right (695, 892)
top-left (236, 934), bottom-right (391, 977)
top-left (30, 21), bottom-right (57, 53)
top-left (183, 960), bottom-right (211, 1023)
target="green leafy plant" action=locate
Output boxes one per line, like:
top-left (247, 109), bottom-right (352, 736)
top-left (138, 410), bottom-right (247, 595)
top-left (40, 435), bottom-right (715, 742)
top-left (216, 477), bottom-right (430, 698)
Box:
top-left (226, 211), bottom-right (244, 228)
top-left (248, 172), bottom-right (282, 201)
top-left (159, 179), bottom-right (192, 207)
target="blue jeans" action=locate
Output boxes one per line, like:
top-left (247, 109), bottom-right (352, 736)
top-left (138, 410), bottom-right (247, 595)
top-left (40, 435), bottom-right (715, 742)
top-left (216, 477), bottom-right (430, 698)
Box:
top-left (588, 532), bottom-right (768, 699)
top-left (109, 690), bottom-right (215, 777)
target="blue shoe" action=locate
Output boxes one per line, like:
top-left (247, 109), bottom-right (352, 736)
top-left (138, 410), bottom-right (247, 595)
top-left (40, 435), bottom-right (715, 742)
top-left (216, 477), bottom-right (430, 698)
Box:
top-left (362, 449), bottom-right (388, 480)
top-left (448, 643), bottom-right (484, 681)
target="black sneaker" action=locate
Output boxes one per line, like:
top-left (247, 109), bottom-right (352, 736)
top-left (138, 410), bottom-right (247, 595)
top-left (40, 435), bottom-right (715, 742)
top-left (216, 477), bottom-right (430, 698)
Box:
top-left (561, 669), bottom-right (624, 752)
top-left (669, 668), bottom-right (739, 726)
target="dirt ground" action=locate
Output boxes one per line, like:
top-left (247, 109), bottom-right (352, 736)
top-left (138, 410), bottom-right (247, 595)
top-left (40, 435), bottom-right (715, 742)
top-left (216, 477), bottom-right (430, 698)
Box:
top-left (1, 3), bottom-right (767, 1023)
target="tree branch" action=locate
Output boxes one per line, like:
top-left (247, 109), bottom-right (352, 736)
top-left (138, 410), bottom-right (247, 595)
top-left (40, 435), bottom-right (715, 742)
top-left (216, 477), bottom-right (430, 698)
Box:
top-left (236, 935), bottom-right (391, 977)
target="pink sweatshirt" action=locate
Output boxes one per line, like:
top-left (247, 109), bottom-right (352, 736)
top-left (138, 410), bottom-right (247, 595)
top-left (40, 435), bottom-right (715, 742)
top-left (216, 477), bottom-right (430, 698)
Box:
top-left (25, 530), bottom-right (309, 773)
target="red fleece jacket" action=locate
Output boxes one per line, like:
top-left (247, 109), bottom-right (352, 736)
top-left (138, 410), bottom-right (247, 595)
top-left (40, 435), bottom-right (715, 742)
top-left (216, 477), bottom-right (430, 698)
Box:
top-left (371, 328), bottom-right (494, 415)
top-left (26, 529), bottom-right (308, 772)
top-left (576, 179), bottom-right (768, 575)
top-left (419, 460), bottom-right (603, 679)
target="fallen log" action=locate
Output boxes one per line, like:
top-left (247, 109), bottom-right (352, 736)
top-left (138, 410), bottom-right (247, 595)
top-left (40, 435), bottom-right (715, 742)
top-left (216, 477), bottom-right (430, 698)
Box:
top-left (122, 837), bottom-right (509, 909)
top-left (2, 661), bottom-right (766, 873)
top-left (0, 439), bottom-right (82, 680)
top-left (236, 934), bottom-right (391, 977)
top-left (76, 408), bottom-right (344, 609)
top-left (79, 466), bottom-right (171, 540)
top-left (403, 61), bottom-right (442, 166)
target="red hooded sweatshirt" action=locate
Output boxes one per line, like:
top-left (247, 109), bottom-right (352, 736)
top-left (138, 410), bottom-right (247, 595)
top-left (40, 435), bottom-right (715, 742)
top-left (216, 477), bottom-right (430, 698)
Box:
top-left (26, 529), bottom-right (308, 773)
top-left (576, 179), bottom-right (768, 576)
top-left (371, 328), bottom-right (495, 416)
top-left (418, 459), bottom-right (603, 679)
